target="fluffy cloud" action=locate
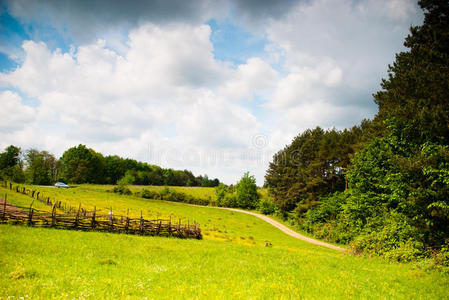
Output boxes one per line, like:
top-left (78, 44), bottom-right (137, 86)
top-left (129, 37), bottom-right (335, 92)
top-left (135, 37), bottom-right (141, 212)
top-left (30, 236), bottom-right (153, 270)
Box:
top-left (261, 0), bottom-right (422, 139)
top-left (218, 57), bottom-right (278, 101)
top-left (0, 0), bottom-right (424, 184)
top-left (0, 23), bottom-right (267, 183)
top-left (0, 90), bottom-right (35, 132)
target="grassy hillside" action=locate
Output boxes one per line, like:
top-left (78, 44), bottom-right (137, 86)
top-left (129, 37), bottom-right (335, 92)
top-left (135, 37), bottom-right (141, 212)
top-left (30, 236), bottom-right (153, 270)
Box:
top-left (84, 184), bottom-right (217, 202)
top-left (0, 185), bottom-right (314, 247)
top-left (1, 185), bottom-right (449, 298)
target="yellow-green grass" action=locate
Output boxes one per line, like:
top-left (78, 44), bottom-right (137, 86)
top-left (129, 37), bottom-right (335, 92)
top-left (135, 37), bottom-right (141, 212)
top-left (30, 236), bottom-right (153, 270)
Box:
top-left (82, 184), bottom-right (217, 201)
top-left (0, 185), bottom-right (328, 249)
top-left (1, 184), bottom-right (449, 298)
top-left (1, 225), bottom-right (448, 299)
top-left (0, 188), bottom-right (59, 212)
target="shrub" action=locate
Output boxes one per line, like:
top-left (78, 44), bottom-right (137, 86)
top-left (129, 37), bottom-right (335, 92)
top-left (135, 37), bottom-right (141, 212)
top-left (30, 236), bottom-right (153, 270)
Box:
top-left (141, 189), bottom-right (159, 199)
top-left (305, 192), bottom-right (346, 224)
top-left (433, 241), bottom-right (449, 269)
top-left (258, 196), bottom-right (276, 215)
top-left (349, 212), bottom-right (425, 261)
top-left (223, 193), bottom-right (238, 208)
top-left (113, 185), bottom-right (131, 195)
top-left (236, 172), bottom-right (259, 209)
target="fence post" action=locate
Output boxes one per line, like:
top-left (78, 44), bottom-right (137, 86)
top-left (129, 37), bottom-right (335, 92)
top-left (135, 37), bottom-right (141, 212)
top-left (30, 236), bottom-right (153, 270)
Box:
top-left (168, 216), bottom-right (172, 236)
top-left (109, 208), bottom-right (114, 230)
top-left (2, 194), bottom-right (6, 220)
top-left (125, 208), bottom-right (129, 233)
top-left (140, 210), bottom-right (143, 234)
top-left (74, 203), bottom-right (81, 229)
top-left (187, 219), bottom-right (190, 238)
top-left (91, 206), bottom-right (96, 229)
top-left (28, 201), bottom-right (34, 226)
top-left (157, 219), bottom-right (162, 235)
top-left (51, 203), bottom-right (56, 227)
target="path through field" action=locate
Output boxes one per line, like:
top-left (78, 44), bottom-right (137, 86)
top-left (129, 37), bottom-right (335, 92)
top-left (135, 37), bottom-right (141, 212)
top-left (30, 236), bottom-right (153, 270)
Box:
top-left (0, 198), bottom-right (28, 218)
top-left (218, 207), bottom-right (345, 251)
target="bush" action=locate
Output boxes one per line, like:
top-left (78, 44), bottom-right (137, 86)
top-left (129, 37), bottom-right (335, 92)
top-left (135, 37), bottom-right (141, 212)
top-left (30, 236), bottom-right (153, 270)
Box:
top-left (141, 189), bottom-right (159, 199)
top-left (236, 172), bottom-right (259, 209)
top-left (223, 193), bottom-right (238, 208)
top-left (113, 185), bottom-right (131, 195)
top-left (305, 192), bottom-right (346, 224)
top-left (433, 241), bottom-right (449, 270)
top-left (349, 212), bottom-right (425, 261)
top-left (258, 196), bottom-right (276, 215)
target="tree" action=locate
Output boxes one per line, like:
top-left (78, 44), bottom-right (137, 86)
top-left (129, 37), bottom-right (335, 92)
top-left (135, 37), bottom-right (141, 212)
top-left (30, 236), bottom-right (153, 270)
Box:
top-left (265, 126), bottom-right (363, 212)
top-left (236, 172), bottom-right (259, 209)
top-left (60, 144), bottom-right (105, 183)
top-left (342, 0), bottom-right (449, 250)
top-left (374, 0), bottom-right (449, 145)
top-left (0, 145), bottom-right (25, 182)
top-left (24, 149), bottom-right (59, 185)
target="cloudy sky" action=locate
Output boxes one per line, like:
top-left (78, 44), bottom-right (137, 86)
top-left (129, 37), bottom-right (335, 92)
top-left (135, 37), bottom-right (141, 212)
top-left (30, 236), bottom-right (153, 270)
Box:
top-left (0, 0), bottom-right (423, 185)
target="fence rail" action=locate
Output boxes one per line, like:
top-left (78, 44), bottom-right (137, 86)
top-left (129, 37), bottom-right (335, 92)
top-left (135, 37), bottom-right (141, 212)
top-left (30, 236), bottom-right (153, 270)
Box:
top-left (0, 182), bottom-right (202, 239)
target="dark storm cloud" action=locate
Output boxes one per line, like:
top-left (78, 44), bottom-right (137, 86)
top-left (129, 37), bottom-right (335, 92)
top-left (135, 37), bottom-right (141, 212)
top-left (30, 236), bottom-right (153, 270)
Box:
top-left (231, 0), bottom-right (304, 19)
top-left (4, 0), bottom-right (229, 43)
top-left (4, 0), bottom-right (307, 44)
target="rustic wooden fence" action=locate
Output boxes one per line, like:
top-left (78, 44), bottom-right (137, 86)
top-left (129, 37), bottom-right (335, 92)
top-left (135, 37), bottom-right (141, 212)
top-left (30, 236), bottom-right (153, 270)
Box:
top-left (0, 182), bottom-right (202, 239)
top-left (1, 181), bottom-right (77, 213)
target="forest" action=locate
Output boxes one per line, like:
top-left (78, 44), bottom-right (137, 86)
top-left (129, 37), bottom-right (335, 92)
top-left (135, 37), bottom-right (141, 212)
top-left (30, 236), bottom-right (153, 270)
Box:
top-left (0, 144), bottom-right (220, 187)
top-left (265, 0), bottom-right (449, 262)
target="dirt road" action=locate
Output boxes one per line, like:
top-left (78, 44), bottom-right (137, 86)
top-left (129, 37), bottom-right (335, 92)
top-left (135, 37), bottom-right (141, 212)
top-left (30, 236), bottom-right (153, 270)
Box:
top-left (218, 207), bottom-right (345, 252)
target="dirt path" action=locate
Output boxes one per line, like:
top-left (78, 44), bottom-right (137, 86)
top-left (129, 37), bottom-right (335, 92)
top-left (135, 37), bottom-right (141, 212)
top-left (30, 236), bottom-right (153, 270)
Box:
top-left (217, 207), bottom-right (345, 252)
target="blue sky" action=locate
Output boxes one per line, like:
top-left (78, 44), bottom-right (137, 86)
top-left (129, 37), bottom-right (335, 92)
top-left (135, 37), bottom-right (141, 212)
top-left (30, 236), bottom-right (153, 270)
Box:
top-left (0, 0), bottom-right (423, 184)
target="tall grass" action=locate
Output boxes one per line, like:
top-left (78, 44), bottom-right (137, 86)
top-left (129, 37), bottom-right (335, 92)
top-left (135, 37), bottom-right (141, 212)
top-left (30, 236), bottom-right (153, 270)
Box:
top-left (1, 225), bottom-right (448, 299)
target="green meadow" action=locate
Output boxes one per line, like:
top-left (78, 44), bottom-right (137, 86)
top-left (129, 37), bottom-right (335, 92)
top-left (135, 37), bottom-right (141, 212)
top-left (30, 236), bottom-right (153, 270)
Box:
top-left (1, 185), bottom-right (449, 299)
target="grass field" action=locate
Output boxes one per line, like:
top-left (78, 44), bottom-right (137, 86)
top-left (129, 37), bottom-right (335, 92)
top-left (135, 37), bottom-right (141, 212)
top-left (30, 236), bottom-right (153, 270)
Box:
top-left (1, 184), bottom-right (449, 299)
top-left (81, 184), bottom-right (217, 202)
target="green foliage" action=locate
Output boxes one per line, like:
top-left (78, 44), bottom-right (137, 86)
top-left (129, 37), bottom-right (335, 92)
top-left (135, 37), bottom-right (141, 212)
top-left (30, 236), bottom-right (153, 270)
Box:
top-left (0, 145), bottom-right (25, 183)
top-left (257, 196), bottom-right (277, 215)
top-left (215, 183), bottom-right (228, 206)
top-left (60, 144), bottom-right (105, 184)
top-left (136, 187), bottom-right (210, 206)
top-left (24, 149), bottom-right (59, 185)
top-left (112, 185), bottom-right (131, 195)
top-left (305, 192), bottom-right (346, 224)
top-left (265, 126), bottom-right (365, 212)
top-left (236, 172), bottom-right (259, 209)
top-left (265, 1), bottom-right (449, 261)
top-left (374, 0), bottom-right (449, 145)
top-left (117, 171), bottom-right (135, 186)
top-left (433, 241), bottom-right (449, 271)
top-left (348, 211), bottom-right (426, 261)
top-left (56, 144), bottom-right (220, 187)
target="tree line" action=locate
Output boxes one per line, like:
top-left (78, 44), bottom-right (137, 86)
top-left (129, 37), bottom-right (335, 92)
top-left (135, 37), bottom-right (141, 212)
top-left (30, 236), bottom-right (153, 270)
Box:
top-left (265, 0), bottom-right (449, 264)
top-left (0, 144), bottom-right (220, 187)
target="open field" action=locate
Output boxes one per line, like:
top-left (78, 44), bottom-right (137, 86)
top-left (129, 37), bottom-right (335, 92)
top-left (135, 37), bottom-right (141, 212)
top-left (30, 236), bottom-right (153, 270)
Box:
top-left (83, 184), bottom-right (217, 202)
top-left (1, 184), bottom-right (449, 299)
top-left (0, 185), bottom-right (318, 247)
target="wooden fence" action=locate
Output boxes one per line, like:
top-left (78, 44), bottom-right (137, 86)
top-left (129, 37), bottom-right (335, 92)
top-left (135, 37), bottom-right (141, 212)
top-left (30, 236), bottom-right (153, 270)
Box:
top-left (0, 182), bottom-right (202, 239)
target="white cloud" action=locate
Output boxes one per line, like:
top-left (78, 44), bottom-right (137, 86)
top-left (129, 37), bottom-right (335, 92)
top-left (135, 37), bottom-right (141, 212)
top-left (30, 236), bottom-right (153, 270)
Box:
top-left (0, 23), bottom-right (265, 184)
top-left (0, 0), bottom-right (424, 185)
top-left (218, 57), bottom-right (278, 101)
top-left (0, 91), bottom-right (35, 132)
top-left (261, 0), bottom-right (421, 140)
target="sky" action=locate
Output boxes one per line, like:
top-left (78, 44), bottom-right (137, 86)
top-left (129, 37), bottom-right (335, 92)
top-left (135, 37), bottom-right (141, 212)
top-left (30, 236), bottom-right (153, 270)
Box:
top-left (0, 0), bottom-right (423, 185)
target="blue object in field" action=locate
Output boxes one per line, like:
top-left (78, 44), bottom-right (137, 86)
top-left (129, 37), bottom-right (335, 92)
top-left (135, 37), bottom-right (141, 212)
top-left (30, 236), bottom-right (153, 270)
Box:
top-left (55, 182), bottom-right (70, 188)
